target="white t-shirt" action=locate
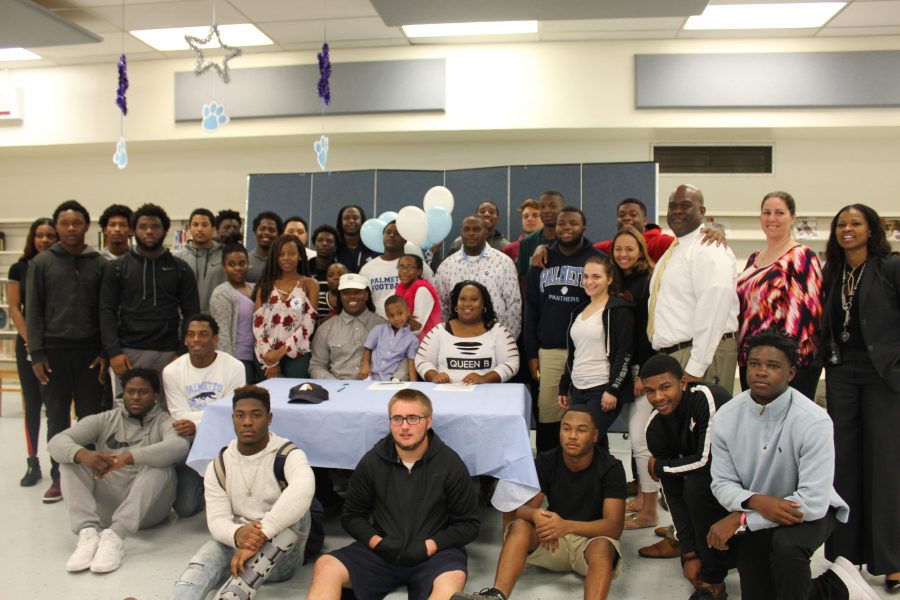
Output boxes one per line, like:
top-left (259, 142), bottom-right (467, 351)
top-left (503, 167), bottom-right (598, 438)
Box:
top-left (163, 351), bottom-right (246, 424)
top-left (359, 256), bottom-right (434, 318)
top-left (570, 309), bottom-right (610, 390)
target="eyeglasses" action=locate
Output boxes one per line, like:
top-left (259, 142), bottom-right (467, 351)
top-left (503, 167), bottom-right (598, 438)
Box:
top-left (389, 415), bottom-right (426, 426)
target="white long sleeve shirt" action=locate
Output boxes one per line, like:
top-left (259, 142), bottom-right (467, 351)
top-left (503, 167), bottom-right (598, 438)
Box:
top-left (204, 433), bottom-right (315, 546)
top-left (648, 226), bottom-right (739, 378)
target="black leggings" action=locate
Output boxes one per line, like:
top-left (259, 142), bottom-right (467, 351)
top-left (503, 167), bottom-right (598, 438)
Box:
top-left (16, 335), bottom-right (44, 458)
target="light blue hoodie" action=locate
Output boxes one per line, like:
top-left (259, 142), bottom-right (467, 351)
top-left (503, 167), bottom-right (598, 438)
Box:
top-left (710, 387), bottom-right (849, 532)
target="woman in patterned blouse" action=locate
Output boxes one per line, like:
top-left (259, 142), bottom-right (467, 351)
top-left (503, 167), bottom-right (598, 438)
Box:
top-left (735, 191), bottom-right (823, 399)
top-left (253, 234), bottom-right (319, 379)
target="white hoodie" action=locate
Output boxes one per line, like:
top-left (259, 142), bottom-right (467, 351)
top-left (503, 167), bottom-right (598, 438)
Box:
top-left (204, 432), bottom-right (315, 547)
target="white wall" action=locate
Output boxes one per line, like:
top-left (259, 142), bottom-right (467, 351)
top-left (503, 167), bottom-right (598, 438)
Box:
top-left (2, 36), bottom-right (900, 222)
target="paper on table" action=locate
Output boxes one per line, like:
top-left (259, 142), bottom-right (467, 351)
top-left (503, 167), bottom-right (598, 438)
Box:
top-left (433, 383), bottom-right (475, 392)
top-left (366, 382), bottom-right (411, 391)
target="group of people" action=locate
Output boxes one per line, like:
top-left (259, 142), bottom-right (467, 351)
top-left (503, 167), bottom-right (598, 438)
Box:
top-left (8, 185), bottom-right (899, 599)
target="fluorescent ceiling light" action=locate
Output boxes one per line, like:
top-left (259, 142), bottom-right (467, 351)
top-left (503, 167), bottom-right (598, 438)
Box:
top-left (403, 21), bottom-right (538, 38)
top-left (130, 24), bottom-right (273, 51)
top-left (0, 48), bottom-right (41, 61)
top-left (685, 2), bottom-right (845, 30)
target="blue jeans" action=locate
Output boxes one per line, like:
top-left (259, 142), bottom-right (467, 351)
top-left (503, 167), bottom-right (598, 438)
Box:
top-left (172, 512), bottom-right (310, 600)
top-left (570, 384), bottom-right (624, 449)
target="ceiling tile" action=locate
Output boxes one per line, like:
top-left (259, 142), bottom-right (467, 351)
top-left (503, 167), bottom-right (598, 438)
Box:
top-left (31, 34), bottom-right (157, 57)
top-left (324, 17), bottom-right (405, 41)
top-left (541, 17), bottom-right (686, 32)
top-left (89, 1), bottom-right (245, 29)
top-left (827, 1), bottom-right (900, 27)
top-left (679, 27), bottom-right (818, 38)
top-left (227, 0), bottom-right (377, 23)
top-left (541, 30), bottom-right (679, 41)
top-left (256, 20), bottom-right (325, 45)
top-left (819, 24), bottom-right (900, 35)
top-left (69, 0), bottom-right (188, 6)
top-left (52, 8), bottom-right (121, 33)
top-left (50, 50), bottom-right (160, 64)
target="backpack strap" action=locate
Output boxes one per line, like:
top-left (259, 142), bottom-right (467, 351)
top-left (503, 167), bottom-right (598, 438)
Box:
top-left (273, 441), bottom-right (297, 491)
top-left (213, 446), bottom-right (228, 490)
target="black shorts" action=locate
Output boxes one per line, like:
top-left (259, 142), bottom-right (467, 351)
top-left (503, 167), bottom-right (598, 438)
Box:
top-left (329, 541), bottom-right (467, 600)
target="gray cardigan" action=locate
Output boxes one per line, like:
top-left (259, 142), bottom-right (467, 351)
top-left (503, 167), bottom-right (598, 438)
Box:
top-left (208, 281), bottom-right (251, 356)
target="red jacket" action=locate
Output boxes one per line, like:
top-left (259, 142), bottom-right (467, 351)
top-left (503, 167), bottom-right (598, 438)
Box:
top-left (593, 224), bottom-right (674, 263)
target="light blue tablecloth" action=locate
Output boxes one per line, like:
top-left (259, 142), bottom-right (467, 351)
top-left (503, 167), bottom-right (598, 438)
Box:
top-left (187, 380), bottom-right (539, 505)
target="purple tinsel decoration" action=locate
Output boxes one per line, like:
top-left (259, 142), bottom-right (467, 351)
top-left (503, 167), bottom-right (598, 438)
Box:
top-left (116, 54), bottom-right (129, 116)
top-left (317, 43), bottom-right (331, 106)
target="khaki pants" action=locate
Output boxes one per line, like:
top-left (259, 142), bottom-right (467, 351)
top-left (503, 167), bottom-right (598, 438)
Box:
top-left (669, 336), bottom-right (737, 395)
top-left (537, 347), bottom-right (568, 423)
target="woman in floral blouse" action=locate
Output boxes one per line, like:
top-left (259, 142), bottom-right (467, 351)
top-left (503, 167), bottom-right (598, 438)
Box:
top-left (736, 191), bottom-right (823, 399)
top-left (253, 234), bottom-right (319, 379)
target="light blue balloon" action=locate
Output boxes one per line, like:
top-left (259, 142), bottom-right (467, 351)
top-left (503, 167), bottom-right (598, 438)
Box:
top-left (425, 206), bottom-right (453, 246)
top-left (360, 218), bottom-right (386, 254)
top-left (378, 211), bottom-right (398, 224)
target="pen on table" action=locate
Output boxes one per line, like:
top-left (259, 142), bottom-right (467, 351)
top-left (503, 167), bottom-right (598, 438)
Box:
top-left (337, 383), bottom-right (349, 393)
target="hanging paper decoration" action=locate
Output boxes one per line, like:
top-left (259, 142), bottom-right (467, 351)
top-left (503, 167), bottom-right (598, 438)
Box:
top-left (314, 134), bottom-right (329, 170)
top-left (116, 54), bottom-right (128, 115)
top-left (185, 25), bottom-right (242, 84)
top-left (112, 137), bottom-right (128, 169)
top-left (317, 43), bottom-right (332, 105)
top-left (202, 101), bottom-right (230, 133)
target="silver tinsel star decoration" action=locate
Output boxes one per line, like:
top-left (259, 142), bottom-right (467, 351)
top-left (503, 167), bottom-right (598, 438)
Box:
top-left (185, 25), bottom-right (242, 83)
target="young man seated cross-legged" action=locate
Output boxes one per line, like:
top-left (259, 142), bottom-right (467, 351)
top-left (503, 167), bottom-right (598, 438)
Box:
top-left (453, 406), bottom-right (626, 600)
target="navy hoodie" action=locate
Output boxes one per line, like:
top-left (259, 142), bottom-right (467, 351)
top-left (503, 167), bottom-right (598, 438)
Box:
top-left (100, 248), bottom-right (200, 356)
top-left (341, 430), bottom-right (479, 567)
top-left (523, 238), bottom-right (604, 360)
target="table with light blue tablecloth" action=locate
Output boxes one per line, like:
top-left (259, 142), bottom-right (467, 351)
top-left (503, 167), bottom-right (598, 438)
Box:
top-left (187, 379), bottom-right (539, 510)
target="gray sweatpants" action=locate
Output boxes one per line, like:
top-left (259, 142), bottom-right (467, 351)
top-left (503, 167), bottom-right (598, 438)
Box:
top-left (61, 462), bottom-right (176, 540)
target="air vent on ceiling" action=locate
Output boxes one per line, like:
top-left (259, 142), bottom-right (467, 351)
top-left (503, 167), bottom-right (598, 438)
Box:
top-left (653, 145), bottom-right (773, 174)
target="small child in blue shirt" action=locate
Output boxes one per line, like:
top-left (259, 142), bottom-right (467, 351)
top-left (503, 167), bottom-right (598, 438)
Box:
top-left (358, 296), bottom-right (419, 381)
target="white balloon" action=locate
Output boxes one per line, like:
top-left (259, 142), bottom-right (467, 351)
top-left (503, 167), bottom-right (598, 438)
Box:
top-left (403, 242), bottom-right (424, 258)
top-left (396, 206), bottom-right (429, 247)
top-left (423, 186), bottom-right (454, 213)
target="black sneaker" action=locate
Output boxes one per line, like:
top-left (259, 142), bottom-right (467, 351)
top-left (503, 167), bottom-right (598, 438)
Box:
top-left (20, 457), bottom-right (42, 487)
top-left (451, 589), bottom-right (507, 600)
top-left (689, 586), bottom-right (727, 600)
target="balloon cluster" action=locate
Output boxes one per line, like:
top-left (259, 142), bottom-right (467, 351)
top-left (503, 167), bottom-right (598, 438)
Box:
top-left (360, 186), bottom-right (455, 253)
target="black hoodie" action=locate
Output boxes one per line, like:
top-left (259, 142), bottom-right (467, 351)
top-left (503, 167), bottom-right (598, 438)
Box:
top-left (100, 248), bottom-right (200, 356)
top-left (558, 295), bottom-right (635, 402)
top-left (25, 243), bottom-right (106, 363)
top-left (341, 430), bottom-right (479, 567)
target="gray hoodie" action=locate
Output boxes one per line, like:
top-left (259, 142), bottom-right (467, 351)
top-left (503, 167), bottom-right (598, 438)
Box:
top-left (48, 401), bottom-right (189, 468)
top-left (175, 241), bottom-right (226, 312)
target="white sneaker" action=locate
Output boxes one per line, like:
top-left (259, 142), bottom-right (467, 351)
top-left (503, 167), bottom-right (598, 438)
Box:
top-left (90, 529), bottom-right (125, 573)
top-left (65, 527), bottom-right (100, 572)
top-left (831, 556), bottom-right (879, 600)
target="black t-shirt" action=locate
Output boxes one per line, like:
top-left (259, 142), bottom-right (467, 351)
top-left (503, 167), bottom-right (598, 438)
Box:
top-left (535, 446), bottom-right (627, 522)
top-left (8, 260), bottom-right (27, 311)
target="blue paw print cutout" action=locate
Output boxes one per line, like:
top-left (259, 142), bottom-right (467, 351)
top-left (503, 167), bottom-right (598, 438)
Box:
top-left (112, 137), bottom-right (128, 169)
top-left (202, 101), bottom-right (229, 132)
top-left (314, 134), bottom-right (329, 170)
